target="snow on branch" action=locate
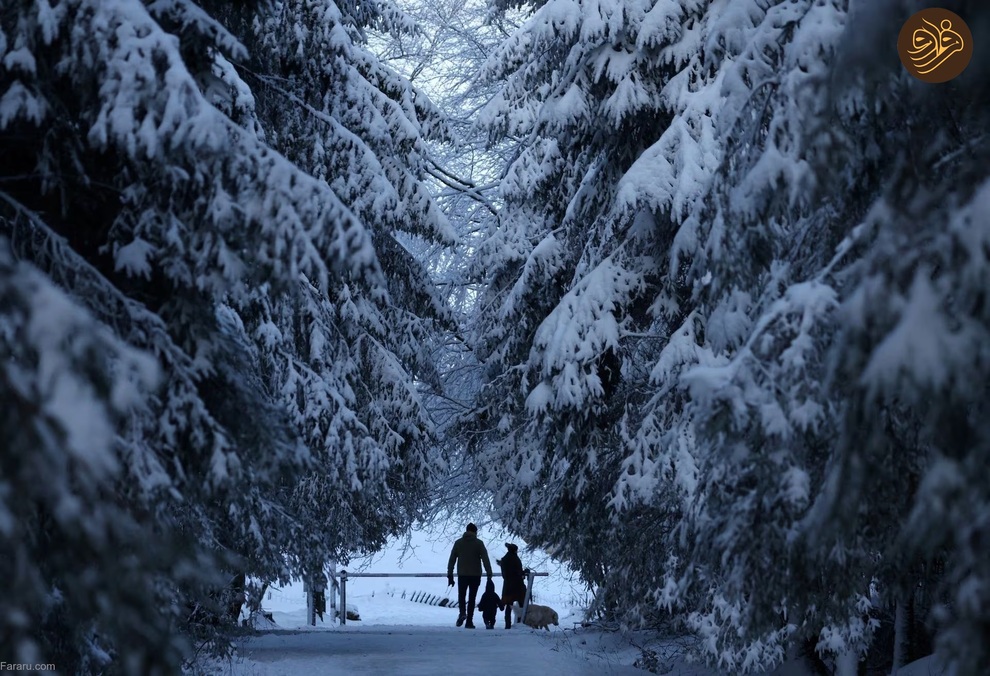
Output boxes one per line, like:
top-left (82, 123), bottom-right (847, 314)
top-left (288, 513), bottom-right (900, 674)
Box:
top-left (71, 0), bottom-right (383, 301)
top-left (526, 258), bottom-right (640, 412)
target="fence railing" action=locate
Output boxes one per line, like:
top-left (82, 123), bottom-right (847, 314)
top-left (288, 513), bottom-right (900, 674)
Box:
top-left (319, 571), bottom-right (548, 626)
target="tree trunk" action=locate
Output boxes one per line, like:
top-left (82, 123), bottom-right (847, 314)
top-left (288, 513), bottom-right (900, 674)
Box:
top-left (248, 580), bottom-right (270, 615)
top-left (835, 649), bottom-right (858, 676)
top-left (891, 597), bottom-right (908, 675)
top-left (228, 573), bottom-right (247, 623)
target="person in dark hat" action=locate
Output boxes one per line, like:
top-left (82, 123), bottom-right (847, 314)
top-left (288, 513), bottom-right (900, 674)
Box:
top-left (446, 522), bottom-right (493, 629)
top-left (496, 543), bottom-right (526, 629)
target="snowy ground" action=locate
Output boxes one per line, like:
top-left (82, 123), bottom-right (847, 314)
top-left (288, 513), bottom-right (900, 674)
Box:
top-left (227, 624), bottom-right (650, 676)
top-left (195, 526), bottom-right (951, 676)
top-left (205, 588), bottom-right (695, 676)
top-left (200, 586), bottom-right (950, 676)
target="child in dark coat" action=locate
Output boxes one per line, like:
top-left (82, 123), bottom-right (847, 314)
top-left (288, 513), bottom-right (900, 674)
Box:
top-left (476, 578), bottom-right (504, 629)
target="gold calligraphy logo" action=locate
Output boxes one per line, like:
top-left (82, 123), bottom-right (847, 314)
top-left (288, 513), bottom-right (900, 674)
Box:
top-left (898, 9), bottom-right (973, 83)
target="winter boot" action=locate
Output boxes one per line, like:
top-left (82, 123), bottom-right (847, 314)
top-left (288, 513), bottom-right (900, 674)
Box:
top-left (456, 613), bottom-right (465, 627)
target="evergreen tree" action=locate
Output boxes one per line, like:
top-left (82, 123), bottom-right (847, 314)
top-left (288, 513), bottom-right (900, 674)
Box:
top-left (473, 0), bottom-right (990, 673)
top-left (467, 0), bottom-right (728, 601)
top-left (1, 0), bottom-right (448, 669)
top-left (210, 0), bottom-right (455, 565)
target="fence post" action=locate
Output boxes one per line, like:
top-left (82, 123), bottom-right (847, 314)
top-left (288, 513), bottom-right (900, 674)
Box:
top-left (329, 560), bottom-right (338, 616)
top-left (340, 571), bottom-right (347, 626)
top-left (521, 570), bottom-right (536, 623)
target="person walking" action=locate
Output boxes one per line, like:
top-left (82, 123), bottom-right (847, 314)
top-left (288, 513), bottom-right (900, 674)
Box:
top-left (496, 543), bottom-right (526, 629)
top-left (477, 578), bottom-right (503, 629)
top-left (446, 522), bottom-right (493, 629)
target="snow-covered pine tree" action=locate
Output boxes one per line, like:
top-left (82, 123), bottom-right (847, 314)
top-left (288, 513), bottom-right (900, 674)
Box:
top-left (652, 2), bottom-right (985, 673)
top-left (468, 0), bottom-right (725, 596)
top-left (0, 236), bottom-right (184, 674)
top-left (1, 0), bottom-right (448, 669)
top-left (206, 0), bottom-right (454, 563)
top-left (639, 2), bottom-right (869, 671)
top-left (475, 0), bottom-right (990, 673)
top-left (808, 4), bottom-right (990, 673)
top-left (627, 1), bottom-right (990, 673)
top-left (4, 1), bottom-right (303, 668)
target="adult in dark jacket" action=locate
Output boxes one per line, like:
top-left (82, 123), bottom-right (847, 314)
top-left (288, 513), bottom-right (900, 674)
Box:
top-left (496, 543), bottom-right (526, 629)
top-left (446, 522), bottom-right (493, 629)
top-left (476, 578), bottom-right (503, 629)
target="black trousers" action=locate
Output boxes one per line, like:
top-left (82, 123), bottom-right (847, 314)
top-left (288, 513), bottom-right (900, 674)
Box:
top-left (457, 576), bottom-right (481, 616)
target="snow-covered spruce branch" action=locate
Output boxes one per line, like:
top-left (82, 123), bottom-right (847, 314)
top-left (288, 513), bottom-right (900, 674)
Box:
top-left (1, 194), bottom-right (206, 375)
top-left (0, 193), bottom-right (238, 491)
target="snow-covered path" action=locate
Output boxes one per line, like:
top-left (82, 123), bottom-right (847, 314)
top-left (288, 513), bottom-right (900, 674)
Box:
top-left (234, 625), bottom-right (650, 676)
